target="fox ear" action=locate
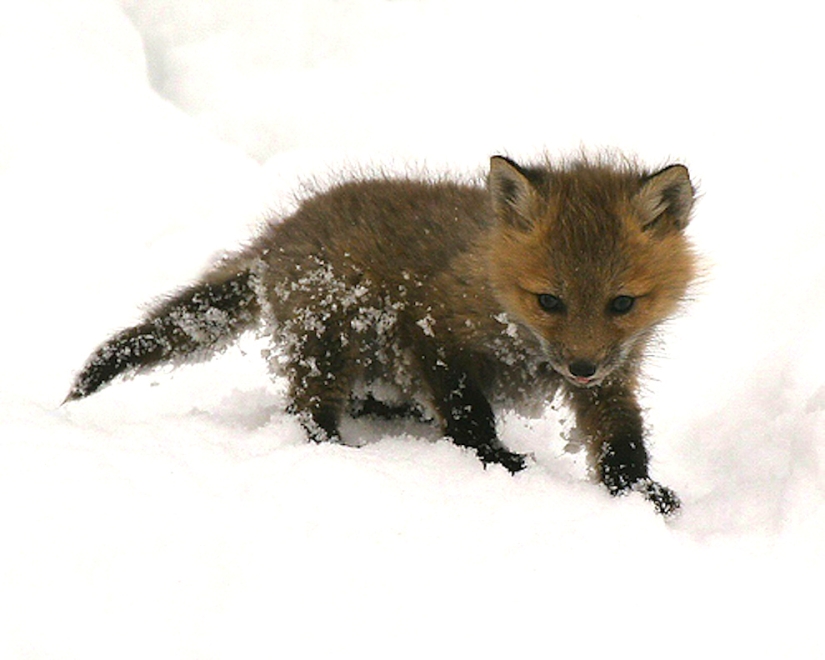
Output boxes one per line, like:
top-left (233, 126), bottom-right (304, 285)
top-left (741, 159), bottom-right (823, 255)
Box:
top-left (488, 156), bottom-right (539, 231)
top-left (635, 164), bottom-right (695, 234)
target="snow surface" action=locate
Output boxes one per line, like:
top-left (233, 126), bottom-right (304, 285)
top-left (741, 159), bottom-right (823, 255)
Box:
top-left (2, 0), bottom-right (824, 657)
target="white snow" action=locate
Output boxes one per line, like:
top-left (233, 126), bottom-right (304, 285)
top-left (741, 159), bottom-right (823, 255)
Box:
top-left (1, 0), bottom-right (824, 657)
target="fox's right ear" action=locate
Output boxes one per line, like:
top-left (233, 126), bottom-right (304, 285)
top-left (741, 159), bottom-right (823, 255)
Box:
top-left (635, 164), bottom-right (695, 235)
top-left (488, 156), bottom-right (539, 231)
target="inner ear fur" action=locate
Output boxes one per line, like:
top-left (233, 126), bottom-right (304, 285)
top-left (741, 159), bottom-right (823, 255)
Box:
top-left (488, 155), bottom-right (539, 231)
top-left (635, 164), bottom-right (695, 234)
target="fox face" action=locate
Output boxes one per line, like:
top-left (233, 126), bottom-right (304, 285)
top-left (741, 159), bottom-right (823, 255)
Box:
top-left (486, 156), bottom-right (696, 388)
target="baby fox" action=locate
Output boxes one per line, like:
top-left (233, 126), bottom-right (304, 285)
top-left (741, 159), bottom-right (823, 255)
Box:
top-left (67, 154), bottom-right (697, 515)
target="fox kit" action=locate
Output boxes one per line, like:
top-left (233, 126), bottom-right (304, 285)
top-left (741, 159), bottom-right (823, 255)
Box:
top-left (66, 154), bottom-right (697, 515)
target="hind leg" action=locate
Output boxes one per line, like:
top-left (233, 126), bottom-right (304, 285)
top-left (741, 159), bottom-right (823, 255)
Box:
top-left (285, 331), bottom-right (351, 443)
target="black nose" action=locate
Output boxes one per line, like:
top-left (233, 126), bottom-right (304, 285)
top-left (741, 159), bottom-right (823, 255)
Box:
top-left (568, 359), bottom-right (597, 379)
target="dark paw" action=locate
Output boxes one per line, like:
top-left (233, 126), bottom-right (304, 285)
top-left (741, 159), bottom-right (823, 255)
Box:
top-left (633, 478), bottom-right (681, 517)
top-left (476, 444), bottom-right (528, 474)
top-left (605, 476), bottom-right (681, 516)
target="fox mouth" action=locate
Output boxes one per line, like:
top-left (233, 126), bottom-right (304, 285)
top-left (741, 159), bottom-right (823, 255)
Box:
top-left (568, 374), bottom-right (599, 387)
top-left (562, 372), bottom-right (604, 388)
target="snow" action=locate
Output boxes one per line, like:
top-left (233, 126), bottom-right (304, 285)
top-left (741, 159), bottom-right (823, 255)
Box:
top-left (1, 0), bottom-right (824, 657)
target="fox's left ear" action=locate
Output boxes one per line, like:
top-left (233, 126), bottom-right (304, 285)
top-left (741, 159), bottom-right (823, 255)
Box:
top-left (488, 155), bottom-right (539, 231)
top-left (634, 164), bottom-right (695, 234)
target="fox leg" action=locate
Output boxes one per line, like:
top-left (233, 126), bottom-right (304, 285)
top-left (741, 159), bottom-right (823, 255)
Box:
top-left (567, 380), bottom-right (680, 515)
top-left (420, 355), bottom-right (526, 473)
top-left (286, 329), bottom-right (350, 444)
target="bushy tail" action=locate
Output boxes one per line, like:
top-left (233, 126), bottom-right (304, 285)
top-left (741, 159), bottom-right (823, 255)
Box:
top-left (65, 267), bottom-right (261, 402)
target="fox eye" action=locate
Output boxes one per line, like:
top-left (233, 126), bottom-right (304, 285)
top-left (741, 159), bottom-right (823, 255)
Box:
top-left (538, 293), bottom-right (564, 313)
top-left (609, 295), bottom-right (635, 314)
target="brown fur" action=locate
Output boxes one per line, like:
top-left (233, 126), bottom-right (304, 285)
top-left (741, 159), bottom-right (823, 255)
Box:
top-left (67, 154), bottom-right (697, 515)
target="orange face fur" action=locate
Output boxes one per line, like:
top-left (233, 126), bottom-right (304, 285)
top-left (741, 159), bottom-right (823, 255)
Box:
top-left (487, 156), bottom-right (696, 387)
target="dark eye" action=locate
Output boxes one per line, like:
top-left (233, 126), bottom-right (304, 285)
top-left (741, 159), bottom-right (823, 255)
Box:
top-left (538, 293), bottom-right (564, 313)
top-left (609, 295), bottom-right (635, 314)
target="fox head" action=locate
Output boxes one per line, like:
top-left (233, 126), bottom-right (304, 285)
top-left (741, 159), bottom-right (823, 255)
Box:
top-left (486, 155), bottom-right (697, 388)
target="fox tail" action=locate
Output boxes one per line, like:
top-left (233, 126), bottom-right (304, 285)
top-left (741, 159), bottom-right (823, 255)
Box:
top-left (65, 264), bottom-right (261, 403)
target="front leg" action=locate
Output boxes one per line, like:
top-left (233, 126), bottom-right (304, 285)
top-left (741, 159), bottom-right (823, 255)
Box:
top-left (421, 355), bottom-right (526, 474)
top-left (567, 378), bottom-right (680, 516)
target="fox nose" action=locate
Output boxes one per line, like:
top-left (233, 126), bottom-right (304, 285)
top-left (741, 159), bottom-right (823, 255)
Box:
top-left (568, 359), bottom-right (597, 379)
